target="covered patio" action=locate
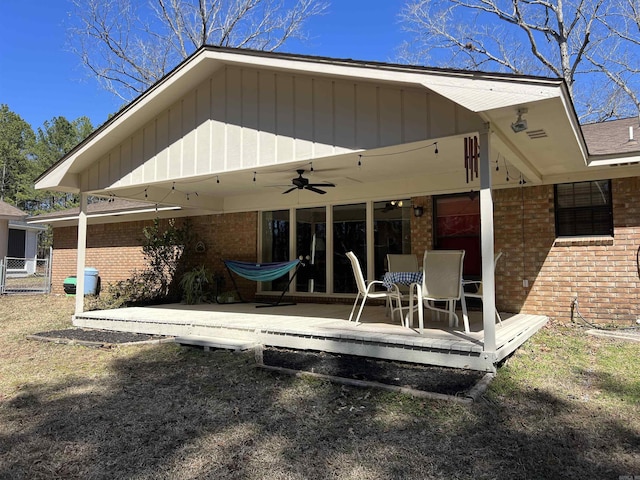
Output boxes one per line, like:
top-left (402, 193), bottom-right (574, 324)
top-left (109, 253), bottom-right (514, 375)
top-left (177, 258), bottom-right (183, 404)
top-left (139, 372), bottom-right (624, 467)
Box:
top-left (74, 302), bottom-right (547, 372)
top-left (34, 46), bottom-right (592, 371)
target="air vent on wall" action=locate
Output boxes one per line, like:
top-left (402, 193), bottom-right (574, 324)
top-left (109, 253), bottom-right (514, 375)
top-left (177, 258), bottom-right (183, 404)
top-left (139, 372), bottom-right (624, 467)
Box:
top-left (608, 162), bottom-right (635, 167)
top-left (526, 129), bottom-right (548, 139)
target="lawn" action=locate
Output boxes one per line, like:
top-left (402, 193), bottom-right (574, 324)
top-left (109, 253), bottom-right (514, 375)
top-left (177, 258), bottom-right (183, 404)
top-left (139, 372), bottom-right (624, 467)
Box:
top-left (1, 295), bottom-right (638, 479)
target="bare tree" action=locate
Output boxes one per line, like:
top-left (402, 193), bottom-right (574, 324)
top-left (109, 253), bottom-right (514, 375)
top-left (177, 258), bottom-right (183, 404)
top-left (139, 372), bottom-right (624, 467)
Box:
top-left (69, 0), bottom-right (328, 101)
top-left (398, 0), bottom-right (640, 121)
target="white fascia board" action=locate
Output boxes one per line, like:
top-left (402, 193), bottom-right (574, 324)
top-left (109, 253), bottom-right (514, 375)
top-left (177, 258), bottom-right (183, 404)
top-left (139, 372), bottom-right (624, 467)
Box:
top-left (27, 206), bottom-right (183, 226)
top-left (587, 152), bottom-right (640, 167)
top-left (35, 52), bottom-right (217, 191)
top-left (419, 77), bottom-right (562, 112)
top-left (34, 156), bottom-right (79, 192)
top-left (8, 221), bottom-right (47, 232)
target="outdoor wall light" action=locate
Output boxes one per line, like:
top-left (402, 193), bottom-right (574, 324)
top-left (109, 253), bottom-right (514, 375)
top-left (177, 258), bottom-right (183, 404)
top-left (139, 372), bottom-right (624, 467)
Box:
top-left (511, 108), bottom-right (528, 133)
top-left (413, 205), bottom-right (424, 217)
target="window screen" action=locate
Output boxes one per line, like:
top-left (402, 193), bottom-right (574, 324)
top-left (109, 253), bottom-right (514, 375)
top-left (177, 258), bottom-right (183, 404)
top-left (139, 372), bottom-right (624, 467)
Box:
top-left (554, 180), bottom-right (613, 237)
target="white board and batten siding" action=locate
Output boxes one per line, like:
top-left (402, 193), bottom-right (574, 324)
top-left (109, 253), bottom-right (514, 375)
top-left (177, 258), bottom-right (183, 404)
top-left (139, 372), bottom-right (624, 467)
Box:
top-left (81, 66), bottom-right (485, 192)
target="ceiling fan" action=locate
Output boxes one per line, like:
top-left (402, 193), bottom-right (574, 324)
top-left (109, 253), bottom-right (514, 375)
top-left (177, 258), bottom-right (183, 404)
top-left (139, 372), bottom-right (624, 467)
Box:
top-left (282, 170), bottom-right (336, 195)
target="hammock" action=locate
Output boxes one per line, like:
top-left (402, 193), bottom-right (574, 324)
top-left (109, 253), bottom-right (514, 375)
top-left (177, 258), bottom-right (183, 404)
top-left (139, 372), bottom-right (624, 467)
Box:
top-left (223, 259), bottom-right (302, 307)
top-left (224, 259), bottom-right (300, 282)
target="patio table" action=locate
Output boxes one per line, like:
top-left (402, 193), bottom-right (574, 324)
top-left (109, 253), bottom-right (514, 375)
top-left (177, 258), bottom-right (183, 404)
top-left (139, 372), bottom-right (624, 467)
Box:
top-left (382, 271), bottom-right (423, 290)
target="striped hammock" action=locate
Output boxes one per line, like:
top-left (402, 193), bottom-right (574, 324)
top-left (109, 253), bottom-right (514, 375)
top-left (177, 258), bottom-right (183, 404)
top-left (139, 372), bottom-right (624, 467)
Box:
top-left (224, 259), bottom-right (300, 282)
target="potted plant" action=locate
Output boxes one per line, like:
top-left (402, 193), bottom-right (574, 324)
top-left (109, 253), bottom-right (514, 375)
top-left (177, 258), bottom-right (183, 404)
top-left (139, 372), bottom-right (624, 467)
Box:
top-left (179, 265), bottom-right (212, 304)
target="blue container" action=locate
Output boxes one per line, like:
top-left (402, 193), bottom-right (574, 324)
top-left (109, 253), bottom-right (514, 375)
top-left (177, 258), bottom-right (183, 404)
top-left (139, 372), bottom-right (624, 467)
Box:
top-left (83, 267), bottom-right (100, 295)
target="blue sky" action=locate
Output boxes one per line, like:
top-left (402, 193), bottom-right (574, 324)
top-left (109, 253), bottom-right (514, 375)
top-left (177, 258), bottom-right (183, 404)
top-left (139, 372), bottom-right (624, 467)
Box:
top-left (0, 1), bottom-right (408, 132)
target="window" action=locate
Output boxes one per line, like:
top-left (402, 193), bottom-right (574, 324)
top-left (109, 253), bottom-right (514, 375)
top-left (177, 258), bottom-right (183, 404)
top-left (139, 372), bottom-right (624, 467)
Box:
top-left (8, 229), bottom-right (26, 258)
top-left (554, 180), bottom-right (613, 237)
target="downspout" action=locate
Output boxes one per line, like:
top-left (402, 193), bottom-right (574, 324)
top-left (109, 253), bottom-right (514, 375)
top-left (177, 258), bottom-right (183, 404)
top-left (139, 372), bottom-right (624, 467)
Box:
top-left (74, 193), bottom-right (88, 316)
top-left (479, 126), bottom-right (497, 355)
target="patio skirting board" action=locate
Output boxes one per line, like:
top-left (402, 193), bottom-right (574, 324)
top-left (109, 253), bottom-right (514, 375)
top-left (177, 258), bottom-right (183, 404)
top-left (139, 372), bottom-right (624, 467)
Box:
top-left (73, 303), bottom-right (548, 372)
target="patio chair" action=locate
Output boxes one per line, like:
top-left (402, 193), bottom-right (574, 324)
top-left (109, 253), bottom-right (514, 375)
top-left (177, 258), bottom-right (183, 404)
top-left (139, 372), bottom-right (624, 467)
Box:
top-left (462, 252), bottom-right (503, 329)
top-left (346, 251), bottom-right (404, 325)
top-left (408, 249), bottom-right (467, 334)
top-left (386, 253), bottom-right (420, 314)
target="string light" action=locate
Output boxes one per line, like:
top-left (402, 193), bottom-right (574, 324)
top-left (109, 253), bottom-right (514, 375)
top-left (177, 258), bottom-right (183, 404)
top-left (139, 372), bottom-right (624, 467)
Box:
top-left (216, 176), bottom-right (220, 184)
top-left (357, 141), bottom-right (439, 165)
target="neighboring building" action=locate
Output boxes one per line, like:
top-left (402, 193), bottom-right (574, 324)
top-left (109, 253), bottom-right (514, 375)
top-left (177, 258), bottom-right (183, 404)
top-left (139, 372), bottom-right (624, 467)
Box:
top-left (1, 201), bottom-right (46, 275)
top-left (32, 46), bottom-right (640, 329)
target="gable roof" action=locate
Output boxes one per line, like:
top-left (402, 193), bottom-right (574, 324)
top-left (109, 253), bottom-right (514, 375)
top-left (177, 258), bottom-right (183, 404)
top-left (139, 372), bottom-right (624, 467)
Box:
top-left (0, 200), bottom-right (27, 220)
top-left (34, 46), bottom-right (580, 191)
top-left (33, 46), bottom-right (640, 208)
top-left (582, 117), bottom-right (640, 155)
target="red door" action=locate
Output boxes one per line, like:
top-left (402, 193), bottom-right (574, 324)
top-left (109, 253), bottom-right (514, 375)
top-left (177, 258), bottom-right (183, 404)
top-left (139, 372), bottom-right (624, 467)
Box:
top-left (433, 194), bottom-right (481, 278)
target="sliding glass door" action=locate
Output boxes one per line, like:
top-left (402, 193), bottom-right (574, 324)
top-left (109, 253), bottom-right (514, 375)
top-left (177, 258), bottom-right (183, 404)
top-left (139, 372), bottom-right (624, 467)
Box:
top-left (296, 207), bottom-right (327, 293)
top-left (260, 200), bottom-right (412, 295)
top-left (373, 199), bottom-right (411, 281)
top-left (260, 210), bottom-right (290, 292)
top-left (332, 203), bottom-right (366, 293)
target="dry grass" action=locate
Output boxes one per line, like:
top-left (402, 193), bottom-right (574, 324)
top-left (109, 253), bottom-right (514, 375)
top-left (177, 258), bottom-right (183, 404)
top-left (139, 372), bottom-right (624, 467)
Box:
top-left (1, 295), bottom-right (639, 479)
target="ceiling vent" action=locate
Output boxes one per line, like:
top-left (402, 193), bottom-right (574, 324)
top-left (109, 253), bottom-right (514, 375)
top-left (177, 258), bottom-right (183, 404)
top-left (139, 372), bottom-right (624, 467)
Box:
top-left (526, 129), bottom-right (548, 139)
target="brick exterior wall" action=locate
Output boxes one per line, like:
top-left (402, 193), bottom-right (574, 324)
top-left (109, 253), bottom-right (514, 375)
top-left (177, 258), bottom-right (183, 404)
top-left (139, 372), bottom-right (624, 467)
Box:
top-left (408, 177), bottom-right (640, 325)
top-left (52, 213), bottom-right (258, 301)
top-left (52, 177), bottom-right (640, 324)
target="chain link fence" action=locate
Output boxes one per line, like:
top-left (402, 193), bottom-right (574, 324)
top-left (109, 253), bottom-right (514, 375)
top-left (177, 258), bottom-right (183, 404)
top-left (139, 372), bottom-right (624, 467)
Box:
top-left (1, 254), bottom-right (52, 294)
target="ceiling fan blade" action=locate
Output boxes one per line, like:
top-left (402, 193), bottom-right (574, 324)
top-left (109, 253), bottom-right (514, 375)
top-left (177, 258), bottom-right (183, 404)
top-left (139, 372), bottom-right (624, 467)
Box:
top-left (307, 182), bottom-right (335, 188)
top-left (305, 186), bottom-right (327, 194)
top-left (282, 187), bottom-right (298, 194)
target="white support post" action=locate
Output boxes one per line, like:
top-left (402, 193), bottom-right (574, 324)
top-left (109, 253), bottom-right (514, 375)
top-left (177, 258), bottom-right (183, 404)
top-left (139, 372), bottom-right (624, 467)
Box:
top-left (479, 127), bottom-right (497, 353)
top-left (74, 193), bottom-right (88, 316)
top-left (366, 202), bottom-right (375, 282)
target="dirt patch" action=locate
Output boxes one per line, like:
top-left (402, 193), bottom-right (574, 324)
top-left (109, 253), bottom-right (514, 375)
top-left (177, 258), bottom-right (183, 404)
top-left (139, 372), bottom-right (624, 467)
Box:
top-left (30, 328), bottom-right (485, 395)
top-left (262, 347), bottom-right (486, 396)
top-left (28, 328), bottom-right (172, 347)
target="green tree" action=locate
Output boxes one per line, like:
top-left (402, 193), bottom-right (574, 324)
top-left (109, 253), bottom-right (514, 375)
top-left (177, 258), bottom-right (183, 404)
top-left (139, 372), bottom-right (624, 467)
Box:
top-left (0, 104), bottom-right (36, 207)
top-left (29, 116), bottom-right (94, 213)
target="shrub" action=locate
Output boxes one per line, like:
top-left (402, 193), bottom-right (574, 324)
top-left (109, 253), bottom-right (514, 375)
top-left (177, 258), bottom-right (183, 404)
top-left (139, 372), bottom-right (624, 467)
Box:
top-left (180, 265), bottom-right (213, 305)
top-left (85, 218), bottom-right (194, 310)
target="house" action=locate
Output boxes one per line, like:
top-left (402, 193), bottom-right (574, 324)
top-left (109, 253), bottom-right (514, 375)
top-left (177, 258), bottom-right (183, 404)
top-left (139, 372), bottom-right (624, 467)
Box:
top-left (0, 200), bottom-right (46, 276)
top-left (32, 46), bottom-right (640, 371)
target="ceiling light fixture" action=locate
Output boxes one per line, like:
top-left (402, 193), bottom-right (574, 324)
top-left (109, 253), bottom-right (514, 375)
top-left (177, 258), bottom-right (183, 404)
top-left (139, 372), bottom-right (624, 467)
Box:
top-left (511, 108), bottom-right (528, 133)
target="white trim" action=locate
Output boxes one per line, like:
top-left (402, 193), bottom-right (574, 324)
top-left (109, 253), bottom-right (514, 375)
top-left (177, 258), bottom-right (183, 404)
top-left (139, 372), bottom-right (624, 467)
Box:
top-left (479, 128), bottom-right (497, 353)
top-left (75, 194), bottom-right (88, 316)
